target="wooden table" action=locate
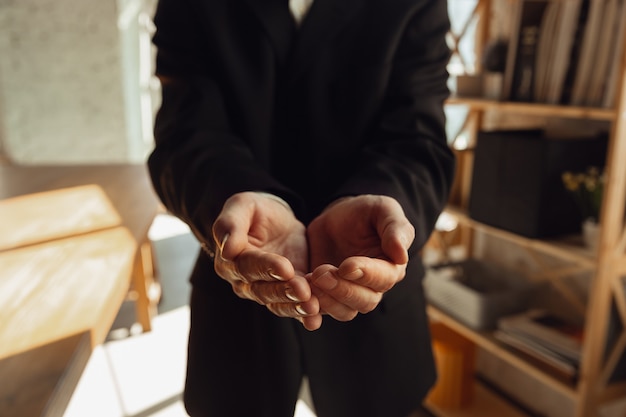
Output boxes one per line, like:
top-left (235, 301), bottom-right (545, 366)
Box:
top-left (0, 164), bottom-right (162, 417)
top-left (0, 164), bottom-right (160, 249)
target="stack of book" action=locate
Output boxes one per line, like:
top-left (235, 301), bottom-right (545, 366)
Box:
top-left (495, 309), bottom-right (584, 381)
top-left (502, 0), bottom-right (626, 108)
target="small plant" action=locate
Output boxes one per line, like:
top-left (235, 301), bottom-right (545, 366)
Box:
top-left (561, 167), bottom-right (605, 223)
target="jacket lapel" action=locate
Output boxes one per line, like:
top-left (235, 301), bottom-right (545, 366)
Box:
top-left (244, 0), bottom-right (295, 64)
top-left (242, 0), bottom-right (362, 79)
top-left (289, 0), bottom-right (362, 82)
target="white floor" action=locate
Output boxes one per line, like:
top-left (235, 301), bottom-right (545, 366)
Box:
top-left (63, 307), bottom-right (190, 417)
top-left (63, 214), bottom-right (317, 417)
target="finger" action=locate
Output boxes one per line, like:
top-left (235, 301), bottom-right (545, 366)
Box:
top-left (311, 286), bottom-right (359, 321)
top-left (381, 224), bottom-right (413, 264)
top-left (337, 256), bottom-right (407, 292)
top-left (266, 297), bottom-right (319, 318)
top-left (300, 314), bottom-right (323, 331)
top-left (254, 275), bottom-right (311, 303)
top-left (212, 196), bottom-right (254, 261)
top-left (212, 228), bottom-right (258, 283)
top-left (232, 280), bottom-right (255, 300)
top-left (214, 253), bottom-right (248, 284)
top-left (310, 266), bottom-right (383, 314)
top-left (214, 247), bottom-right (295, 285)
top-left (232, 275), bottom-right (312, 304)
top-left (377, 202), bottom-right (415, 264)
top-left (235, 249), bottom-right (295, 282)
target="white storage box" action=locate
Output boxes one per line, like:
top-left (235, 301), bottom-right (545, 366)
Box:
top-left (424, 259), bottom-right (532, 330)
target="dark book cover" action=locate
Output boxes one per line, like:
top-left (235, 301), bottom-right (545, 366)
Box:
top-left (510, 0), bottom-right (549, 102)
top-left (561, 0), bottom-right (591, 104)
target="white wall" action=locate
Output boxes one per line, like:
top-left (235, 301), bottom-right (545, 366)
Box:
top-left (0, 0), bottom-right (156, 164)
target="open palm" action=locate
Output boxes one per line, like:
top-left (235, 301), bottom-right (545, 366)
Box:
top-left (306, 195), bottom-right (415, 321)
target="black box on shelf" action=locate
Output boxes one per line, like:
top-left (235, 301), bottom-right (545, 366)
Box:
top-left (468, 129), bottom-right (607, 238)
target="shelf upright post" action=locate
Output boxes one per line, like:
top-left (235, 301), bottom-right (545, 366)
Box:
top-left (575, 16), bottom-right (626, 417)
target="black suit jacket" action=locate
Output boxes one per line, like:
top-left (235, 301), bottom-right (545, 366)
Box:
top-left (148, 0), bottom-right (455, 416)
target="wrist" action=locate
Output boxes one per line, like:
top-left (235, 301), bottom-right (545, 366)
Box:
top-left (254, 192), bottom-right (294, 214)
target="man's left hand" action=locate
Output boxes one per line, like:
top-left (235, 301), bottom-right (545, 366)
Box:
top-left (306, 195), bottom-right (415, 321)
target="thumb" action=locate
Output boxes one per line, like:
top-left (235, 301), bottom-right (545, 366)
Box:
top-left (381, 221), bottom-right (414, 265)
top-left (212, 202), bottom-right (253, 261)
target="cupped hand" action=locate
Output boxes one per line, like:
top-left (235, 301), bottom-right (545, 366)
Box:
top-left (306, 195), bottom-right (415, 321)
top-left (212, 192), bottom-right (322, 330)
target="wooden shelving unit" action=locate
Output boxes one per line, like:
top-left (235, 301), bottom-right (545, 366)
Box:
top-left (428, 0), bottom-right (626, 416)
top-left (446, 97), bottom-right (617, 121)
top-left (428, 305), bottom-right (578, 400)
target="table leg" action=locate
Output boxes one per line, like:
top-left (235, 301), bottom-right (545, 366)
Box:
top-left (131, 240), bottom-right (161, 332)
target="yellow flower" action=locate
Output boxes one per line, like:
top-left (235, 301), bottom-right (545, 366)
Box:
top-left (561, 172), bottom-right (581, 191)
top-left (562, 167), bottom-right (605, 223)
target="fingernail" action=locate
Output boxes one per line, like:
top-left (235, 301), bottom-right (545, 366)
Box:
top-left (400, 233), bottom-right (410, 248)
top-left (314, 271), bottom-right (338, 290)
top-left (268, 270), bottom-right (285, 281)
top-left (285, 286), bottom-right (300, 302)
top-left (218, 234), bottom-right (229, 261)
top-left (295, 304), bottom-right (307, 315)
top-left (342, 268), bottom-right (363, 280)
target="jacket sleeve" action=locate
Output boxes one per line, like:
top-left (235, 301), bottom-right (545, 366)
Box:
top-left (147, 0), bottom-right (303, 250)
top-left (330, 0), bottom-right (455, 253)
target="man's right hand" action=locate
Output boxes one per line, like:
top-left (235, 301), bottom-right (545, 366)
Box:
top-left (212, 192), bottom-right (322, 330)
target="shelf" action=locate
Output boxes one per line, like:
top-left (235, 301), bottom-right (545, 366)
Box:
top-left (443, 207), bottom-right (598, 270)
top-left (440, 0), bottom-right (626, 414)
top-left (445, 96), bottom-right (616, 121)
top-left (427, 305), bottom-right (578, 401)
top-left (425, 379), bottom-right (530, 417)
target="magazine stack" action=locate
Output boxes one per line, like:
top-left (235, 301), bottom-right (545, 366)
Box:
top-left (495, 309), bottom-right (584, 381)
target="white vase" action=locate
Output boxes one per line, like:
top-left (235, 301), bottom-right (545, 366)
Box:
top-left (582, 218), bottom-right (600, 252)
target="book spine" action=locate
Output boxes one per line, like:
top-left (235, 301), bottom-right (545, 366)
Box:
top-left (510, 0), bottom-right (549, 102)
top-left (502, 0), bottom-right (524, 101)
top-left (561, 0), bottom-right (591, 104)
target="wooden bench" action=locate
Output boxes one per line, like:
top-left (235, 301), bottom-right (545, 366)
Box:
top-left (0, 164), bottom-right (161, 417)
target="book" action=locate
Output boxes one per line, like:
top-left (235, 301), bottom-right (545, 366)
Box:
top-left (497, 309), bottom-right (584, 362)
top-left (560, 0), bottom-right (591, 104)
top-left (508, 0), bottom-right (551, 102)
top-left (602, 0), bottom-right (626, 107)
top-left (494, 329), bottom-right (578, 380)
top-left (570, 0), bottom-right (609, 105)
top-left (545, 0), bottom-right (583, 104)
top-left (534, 0), bottom-right (561, 102)
top-left (502, 0), bottom-right (524, 100)
top-left (586, 0), bottom-right (621, 106)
